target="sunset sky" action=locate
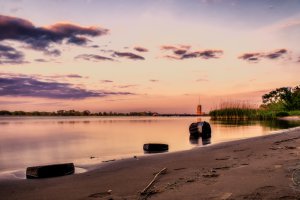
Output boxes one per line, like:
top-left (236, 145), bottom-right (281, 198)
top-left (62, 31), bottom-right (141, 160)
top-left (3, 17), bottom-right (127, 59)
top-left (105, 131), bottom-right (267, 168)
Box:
top-left (0, 0), bottom-right (299, 113)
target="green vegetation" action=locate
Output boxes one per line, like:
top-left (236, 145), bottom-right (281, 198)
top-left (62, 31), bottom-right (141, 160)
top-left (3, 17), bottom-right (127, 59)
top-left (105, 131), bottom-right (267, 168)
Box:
top-left (261, 86), bottom-right (300, 111)
top-left (209, 102), bottom-right (258, 120)
top-left (210, 85), bottom-right (300, 120)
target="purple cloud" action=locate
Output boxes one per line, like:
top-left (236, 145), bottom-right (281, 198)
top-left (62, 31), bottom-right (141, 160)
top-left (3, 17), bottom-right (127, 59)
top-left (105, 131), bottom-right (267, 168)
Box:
top-left (0, 15), bottom-right (109, 55)
top-left (134, 46), bottom-right (148, 52)
top-left (0, 43), bottom-right (26, 64)
top-left (113, 51), bottom-right (145, 60)
top-left (116, 84), bottom-right (137, 88)
top-left (161, 45), bottom-right (190, 51)
top-left (264, 49), bottom-right (287, 59)
top-left (75, 54), bottom-right (114, 61)
top-left (239, 49), bottom-right (288, 62)
top-left (34, 58), bottom-right (48, 62)
top-left (66, 74), bottom-right (83, 78)
top-left (0, 72), bottom-right (89, 81)
top-left (0, 100), bottom-right (29, 105)
top-left (90, 45), bottom-right (99, 48)
top-left (161, 45), bottom-right (223, 60)
top-left (101, 80), bottom-right (114, 83)
top-left (161, 45), bottom-right (179, 51)
top-left (0, 75), bottom-right (134, 99)
top-left (238, 53), bottom-right (261, 62)
top-left (149, 79), bottom-right (159, 82)
top-left (174, 49), bottom-right (187, 55)
top-left (30, 74), bottom-right (86, 80)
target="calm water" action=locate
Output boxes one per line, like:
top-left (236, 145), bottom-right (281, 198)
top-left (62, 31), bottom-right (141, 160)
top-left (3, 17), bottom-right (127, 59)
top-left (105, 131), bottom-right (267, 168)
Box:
top-left (0, 116), bottom-right (300, 178)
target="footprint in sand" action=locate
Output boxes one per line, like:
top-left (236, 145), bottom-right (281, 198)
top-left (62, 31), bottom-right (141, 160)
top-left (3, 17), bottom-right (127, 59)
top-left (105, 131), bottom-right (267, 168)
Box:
top-left (88, 190), bottom-right (112, 198)
top-left (233, 148), bottom-right (248, 152)
top-left (270, 146), bottom-right (284, 150)
top-left (213, 166), bottom-right (230, 170)
top-left (285, 146), bottom-right (296, 150)
top-left (173, 167), bottom-right (186, 171)
top-left (216, 156), bottom-right (230, 161)
top-left (278, 195), bottom-right (299, 199)
top-left (202, 170), bottom-right (220, 178)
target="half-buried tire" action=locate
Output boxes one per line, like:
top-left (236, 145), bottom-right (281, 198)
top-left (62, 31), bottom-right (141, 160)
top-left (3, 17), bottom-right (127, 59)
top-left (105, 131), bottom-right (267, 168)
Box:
top-left (26, 163), bottom-right (75, 179)
top-left (143, 143), bottom-right (169, 153)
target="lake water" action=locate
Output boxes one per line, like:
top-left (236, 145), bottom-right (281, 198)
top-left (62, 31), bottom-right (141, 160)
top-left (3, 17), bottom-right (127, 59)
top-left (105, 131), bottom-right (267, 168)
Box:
top-left (0, 116), bottom-right (300, 178)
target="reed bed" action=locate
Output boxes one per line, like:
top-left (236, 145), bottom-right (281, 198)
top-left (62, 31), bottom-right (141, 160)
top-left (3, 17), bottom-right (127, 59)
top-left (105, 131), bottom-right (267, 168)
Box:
top-left (209, 102), bottom-right (277, 120)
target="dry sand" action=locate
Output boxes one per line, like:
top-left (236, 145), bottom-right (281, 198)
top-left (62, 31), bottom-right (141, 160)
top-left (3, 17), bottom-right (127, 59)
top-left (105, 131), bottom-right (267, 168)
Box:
top-left (1, 127), bottom-right (300, 200)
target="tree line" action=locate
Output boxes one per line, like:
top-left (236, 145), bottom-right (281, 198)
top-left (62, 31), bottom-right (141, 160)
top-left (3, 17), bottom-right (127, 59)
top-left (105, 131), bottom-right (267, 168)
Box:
top-left (0, 110), bottom-right (156, 116)
top-left (0, 110), bottom-right (199, 117)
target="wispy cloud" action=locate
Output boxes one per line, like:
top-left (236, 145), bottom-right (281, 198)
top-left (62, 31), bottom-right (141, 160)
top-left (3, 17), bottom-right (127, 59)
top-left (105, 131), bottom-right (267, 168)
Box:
top-left (264, 17), bottom-right (300, 32)
top-left (101, 80), bottom-right (114, 83)
top-left (182, 50), bottom-right (223, 59)
top-left (0, 100), bottom-right (29, 105)
top-left (66, 74), bottom-right (84, 78)
top-left (34, 58), bottom-right (48, 63)
top-left (0, 15), bottom-right (109, 55)
top-left (238, 53), bottom-right (261, 62)
top-left (0, 74), bottom-right (134, 99)
top-left (161, 45), bottom-right (191, 51)
top-left (115, 84), bottom-right (138, 88)
top-left (161, 45), bottom-right (223, 60)
top-left (265, 49), bottom-right (287, 59)
top-left (113, 51), bottom-right (145, 60)
top-left (75, 54), bottom-right (114, 61)
top-left (0, 43), bottom-right (26, 64)
top-left (134, 46), bottom-right (149, 52)
top-left (149, 79), bottom-right (159, 82)
top-left (0, 72), bottom-right (87, 81)
top-left (90, 45), bottom-right (99, 48)
top-left (239, 49), bottom-right (288, 62)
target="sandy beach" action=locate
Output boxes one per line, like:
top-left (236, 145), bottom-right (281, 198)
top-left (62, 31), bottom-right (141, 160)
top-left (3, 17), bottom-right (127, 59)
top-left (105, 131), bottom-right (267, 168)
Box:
top-left (1, 127), bottom-right (300, 200)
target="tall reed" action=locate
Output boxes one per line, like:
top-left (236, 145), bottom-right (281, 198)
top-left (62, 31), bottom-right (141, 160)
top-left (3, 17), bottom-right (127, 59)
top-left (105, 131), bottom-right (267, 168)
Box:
top-left (209, 101), bottom-right (277, 120)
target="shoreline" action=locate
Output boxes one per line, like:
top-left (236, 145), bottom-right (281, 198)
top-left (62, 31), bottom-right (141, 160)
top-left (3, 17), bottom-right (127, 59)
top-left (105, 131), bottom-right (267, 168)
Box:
top-left (2, 124), bottom-right (298, 180)
top-left (1, 126), bottom-right (300, 199)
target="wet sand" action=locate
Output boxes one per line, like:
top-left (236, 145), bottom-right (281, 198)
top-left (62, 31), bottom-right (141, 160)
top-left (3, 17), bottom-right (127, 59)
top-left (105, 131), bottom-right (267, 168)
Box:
top-left (1, 127), bottom-right (300, 200)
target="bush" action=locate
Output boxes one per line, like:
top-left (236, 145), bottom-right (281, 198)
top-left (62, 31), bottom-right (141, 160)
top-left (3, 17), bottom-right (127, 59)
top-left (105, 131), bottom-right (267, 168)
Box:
top-left (275, 111), bottom-right (289, 117)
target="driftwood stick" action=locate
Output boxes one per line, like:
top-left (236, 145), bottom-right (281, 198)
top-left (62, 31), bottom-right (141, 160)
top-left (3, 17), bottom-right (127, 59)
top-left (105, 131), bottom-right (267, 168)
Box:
top-left (141, 167), bottom-right (167, 195)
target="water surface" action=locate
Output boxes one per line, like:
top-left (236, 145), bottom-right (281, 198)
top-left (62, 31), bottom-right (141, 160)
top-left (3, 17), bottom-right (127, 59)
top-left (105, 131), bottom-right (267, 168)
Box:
top-left (0, 116), bottom-right (299, 178)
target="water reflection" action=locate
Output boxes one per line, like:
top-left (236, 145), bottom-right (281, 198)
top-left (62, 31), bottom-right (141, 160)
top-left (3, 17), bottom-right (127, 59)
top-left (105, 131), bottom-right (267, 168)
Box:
top-left (211, 119), bottom-right (300, 129)
top-left (189, 135), bottom-right (211, 146)
top-left (0, 116), bottom-right (299, 174)
top-left (202, 138), bottom-right (211, 145)
top-left (189, 135), bottom-right (200, 145)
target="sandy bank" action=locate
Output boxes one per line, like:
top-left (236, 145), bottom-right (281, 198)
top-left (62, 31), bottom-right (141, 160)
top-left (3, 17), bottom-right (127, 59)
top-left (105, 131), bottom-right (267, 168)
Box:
top-left (279, 116), bottom-right (300, 121)
top-left (1, 127), bottom-right (300, 200)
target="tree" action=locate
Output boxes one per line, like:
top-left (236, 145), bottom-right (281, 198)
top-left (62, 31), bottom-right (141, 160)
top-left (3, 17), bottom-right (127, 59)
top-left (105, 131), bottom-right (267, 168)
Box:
top-left (0, 110), bottom-right (12, 115)
top-left (82, 110), bottom-right (91, 116)
top-left (261, 85), bottom-right (300, 111)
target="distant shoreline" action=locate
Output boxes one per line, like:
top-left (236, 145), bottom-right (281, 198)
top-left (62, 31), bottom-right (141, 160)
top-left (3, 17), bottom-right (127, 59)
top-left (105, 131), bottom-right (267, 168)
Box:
top-left (0, 110), bottom-right (208, 117)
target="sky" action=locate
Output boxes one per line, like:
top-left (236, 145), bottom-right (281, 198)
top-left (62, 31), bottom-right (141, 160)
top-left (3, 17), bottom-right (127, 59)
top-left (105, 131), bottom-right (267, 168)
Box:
top-left (0, 0), bottom-right (299, 113)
